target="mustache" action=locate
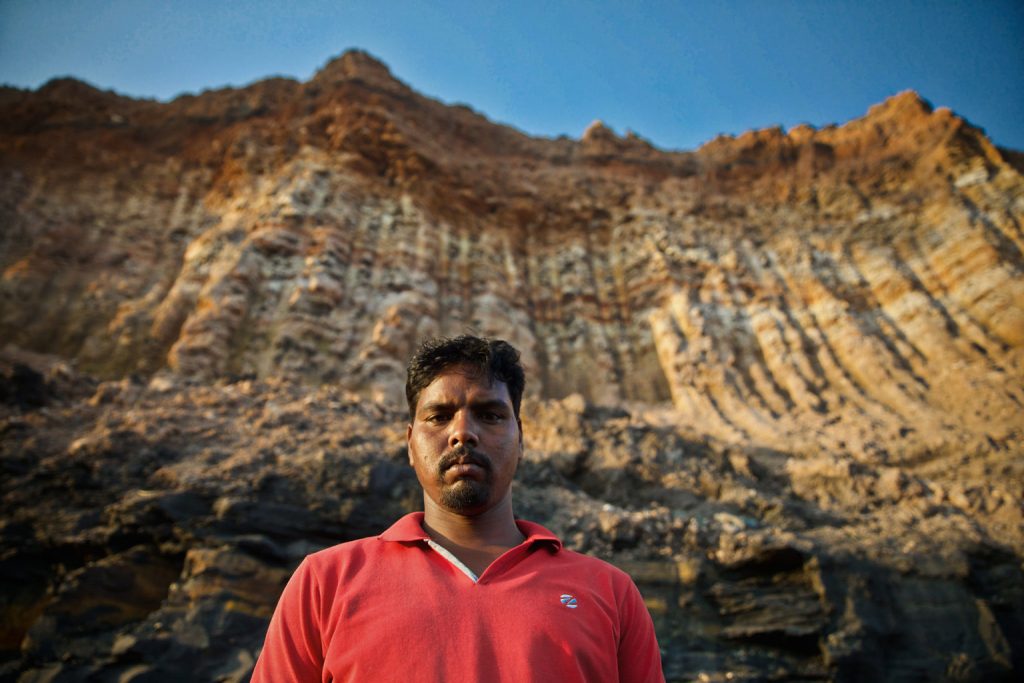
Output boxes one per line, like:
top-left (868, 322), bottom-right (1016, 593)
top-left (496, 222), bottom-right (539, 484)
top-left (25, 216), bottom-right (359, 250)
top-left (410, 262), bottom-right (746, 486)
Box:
top-left (438, 444), bottom-right (492, 473)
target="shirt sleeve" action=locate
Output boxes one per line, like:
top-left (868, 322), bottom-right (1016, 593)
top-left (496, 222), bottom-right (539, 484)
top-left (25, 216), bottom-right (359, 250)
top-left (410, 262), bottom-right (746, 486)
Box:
top-left (251, 557), bottom-right (325, 683)
top-left (617, 578), bottom-right (666, 683)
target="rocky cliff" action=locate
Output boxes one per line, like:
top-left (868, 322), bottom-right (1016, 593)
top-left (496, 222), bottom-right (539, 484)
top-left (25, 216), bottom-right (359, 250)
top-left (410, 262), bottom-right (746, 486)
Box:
top-left (1, 50), bottom-right (1022, 681)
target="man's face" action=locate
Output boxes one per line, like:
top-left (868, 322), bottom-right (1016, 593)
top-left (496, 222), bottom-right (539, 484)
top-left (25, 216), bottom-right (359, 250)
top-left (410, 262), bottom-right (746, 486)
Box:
top-left (406, 365), bottom-right (523, 516)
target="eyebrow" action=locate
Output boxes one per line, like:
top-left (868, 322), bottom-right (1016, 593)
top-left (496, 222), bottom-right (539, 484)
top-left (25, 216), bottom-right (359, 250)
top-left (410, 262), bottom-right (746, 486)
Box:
top-left (418, 399), bottom-right (512, 415)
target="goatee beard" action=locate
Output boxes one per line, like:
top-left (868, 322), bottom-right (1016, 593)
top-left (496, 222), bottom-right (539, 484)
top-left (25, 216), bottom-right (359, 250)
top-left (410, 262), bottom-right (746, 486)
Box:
top-left (437, 445), bottom-right (493, 512)
top-left (440, 479), bottom-right (491, 511)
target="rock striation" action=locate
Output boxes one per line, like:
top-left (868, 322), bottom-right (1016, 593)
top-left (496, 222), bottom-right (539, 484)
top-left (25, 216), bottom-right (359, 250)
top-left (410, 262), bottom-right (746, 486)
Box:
top-left (1, 50), bottom-right (1022, 681)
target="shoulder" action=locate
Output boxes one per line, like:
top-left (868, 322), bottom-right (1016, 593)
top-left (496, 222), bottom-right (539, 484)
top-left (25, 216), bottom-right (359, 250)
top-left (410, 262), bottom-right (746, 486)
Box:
top-left (299, 513), bottom-right (428, 580)
top-left (554, 548), bottom-right (636, 583)
top-left (303, 532), bottom-right (391, 561)
top-left (516, 518), bottom-right (638, 587)
top-left (301, 535), bottom-right (403, 580)
top-left (307, 535), bottom-right (380, 561)
top-left (525, 543), bottom-right (639, 595)
top-left (554, 547), bottom-right (622, 569)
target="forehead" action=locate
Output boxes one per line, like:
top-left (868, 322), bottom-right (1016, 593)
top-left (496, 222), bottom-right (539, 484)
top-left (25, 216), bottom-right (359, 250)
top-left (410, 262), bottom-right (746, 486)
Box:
top-left (415, 366), bottom-right (512, 410)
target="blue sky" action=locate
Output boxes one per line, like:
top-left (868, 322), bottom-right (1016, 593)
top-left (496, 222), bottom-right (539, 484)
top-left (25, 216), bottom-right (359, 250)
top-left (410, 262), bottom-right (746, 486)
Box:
top-left (1, 1), bottom-right (1022, 151)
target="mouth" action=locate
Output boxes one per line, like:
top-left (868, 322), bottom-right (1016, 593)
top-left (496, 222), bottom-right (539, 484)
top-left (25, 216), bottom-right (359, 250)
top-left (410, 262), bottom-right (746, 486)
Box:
top-left (439, 447), bottom-right (491, 481)
top-left (446, 462), bottom-right (486, 479)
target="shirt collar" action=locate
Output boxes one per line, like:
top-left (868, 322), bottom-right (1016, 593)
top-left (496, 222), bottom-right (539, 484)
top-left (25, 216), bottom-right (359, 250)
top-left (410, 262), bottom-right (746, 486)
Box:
top-left (379, 511), bottom-right (562, 550)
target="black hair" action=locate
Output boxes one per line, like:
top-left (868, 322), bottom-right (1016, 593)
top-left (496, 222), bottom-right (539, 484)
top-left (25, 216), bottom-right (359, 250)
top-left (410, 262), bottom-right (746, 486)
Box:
top-left (405, 335), bottom-right (526, 419)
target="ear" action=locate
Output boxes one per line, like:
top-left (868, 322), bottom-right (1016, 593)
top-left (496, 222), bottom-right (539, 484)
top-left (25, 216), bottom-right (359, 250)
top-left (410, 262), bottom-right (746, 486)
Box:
top-left (406, 423), bottom-right (414, 467)
top-left (516, 418), bottom-right (524, 458)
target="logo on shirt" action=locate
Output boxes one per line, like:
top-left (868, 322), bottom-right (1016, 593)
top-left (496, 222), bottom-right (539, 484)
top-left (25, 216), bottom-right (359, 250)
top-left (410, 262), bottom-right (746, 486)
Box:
top-left (560, 594), bottom-right (579, 609)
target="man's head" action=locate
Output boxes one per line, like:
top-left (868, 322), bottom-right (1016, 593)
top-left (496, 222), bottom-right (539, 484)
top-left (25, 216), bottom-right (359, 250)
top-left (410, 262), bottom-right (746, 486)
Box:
top-left (405, 336), bottom-right (526, 516)
top-left (405, 336), bottom-right (525, 421)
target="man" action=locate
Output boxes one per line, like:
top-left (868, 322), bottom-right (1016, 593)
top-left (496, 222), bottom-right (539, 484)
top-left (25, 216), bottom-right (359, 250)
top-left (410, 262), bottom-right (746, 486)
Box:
top-left (252, 335), bottom-right (664, 681)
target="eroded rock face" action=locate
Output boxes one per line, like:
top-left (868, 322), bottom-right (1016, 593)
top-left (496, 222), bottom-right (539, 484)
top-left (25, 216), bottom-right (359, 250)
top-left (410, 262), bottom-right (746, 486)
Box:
top-left (1, 51), bottom-right (1022, 681)
top-left (1, 359), bottom-right (1021, 681)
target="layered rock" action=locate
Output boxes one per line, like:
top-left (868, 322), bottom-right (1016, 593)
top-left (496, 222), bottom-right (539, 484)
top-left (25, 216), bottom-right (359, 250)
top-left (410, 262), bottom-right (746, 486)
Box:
top-left (1, 50), bottom-right (1022, 681)
top-left (2, 54), bottom-right (1020, 456)
top-left (2, 358), bottom-right (1021, 681)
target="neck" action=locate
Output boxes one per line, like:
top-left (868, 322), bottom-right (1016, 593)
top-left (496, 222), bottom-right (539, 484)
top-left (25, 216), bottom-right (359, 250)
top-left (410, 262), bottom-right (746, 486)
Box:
top-left (421, 491), bottom-right (525, 565)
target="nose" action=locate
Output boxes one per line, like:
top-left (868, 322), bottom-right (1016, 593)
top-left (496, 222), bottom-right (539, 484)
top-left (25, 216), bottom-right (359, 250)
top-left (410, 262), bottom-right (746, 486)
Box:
top-left (447, 410), bottom-right (479, 449)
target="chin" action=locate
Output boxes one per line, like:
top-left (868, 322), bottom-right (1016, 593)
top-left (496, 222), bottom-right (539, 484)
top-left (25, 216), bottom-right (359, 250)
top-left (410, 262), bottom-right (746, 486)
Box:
top-left (440, 480), bottom-right (492, 513)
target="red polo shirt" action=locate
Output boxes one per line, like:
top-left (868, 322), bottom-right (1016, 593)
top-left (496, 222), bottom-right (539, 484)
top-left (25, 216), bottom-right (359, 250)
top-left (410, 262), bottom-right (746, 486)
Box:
top-left (251, 512), bottom-right (664, 682)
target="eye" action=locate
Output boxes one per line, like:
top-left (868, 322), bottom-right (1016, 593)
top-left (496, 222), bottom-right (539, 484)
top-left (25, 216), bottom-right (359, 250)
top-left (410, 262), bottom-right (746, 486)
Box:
top-left (478, 411), bottom-right (505, 423)
top-left (423, 413), bottom-right (451, 424)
